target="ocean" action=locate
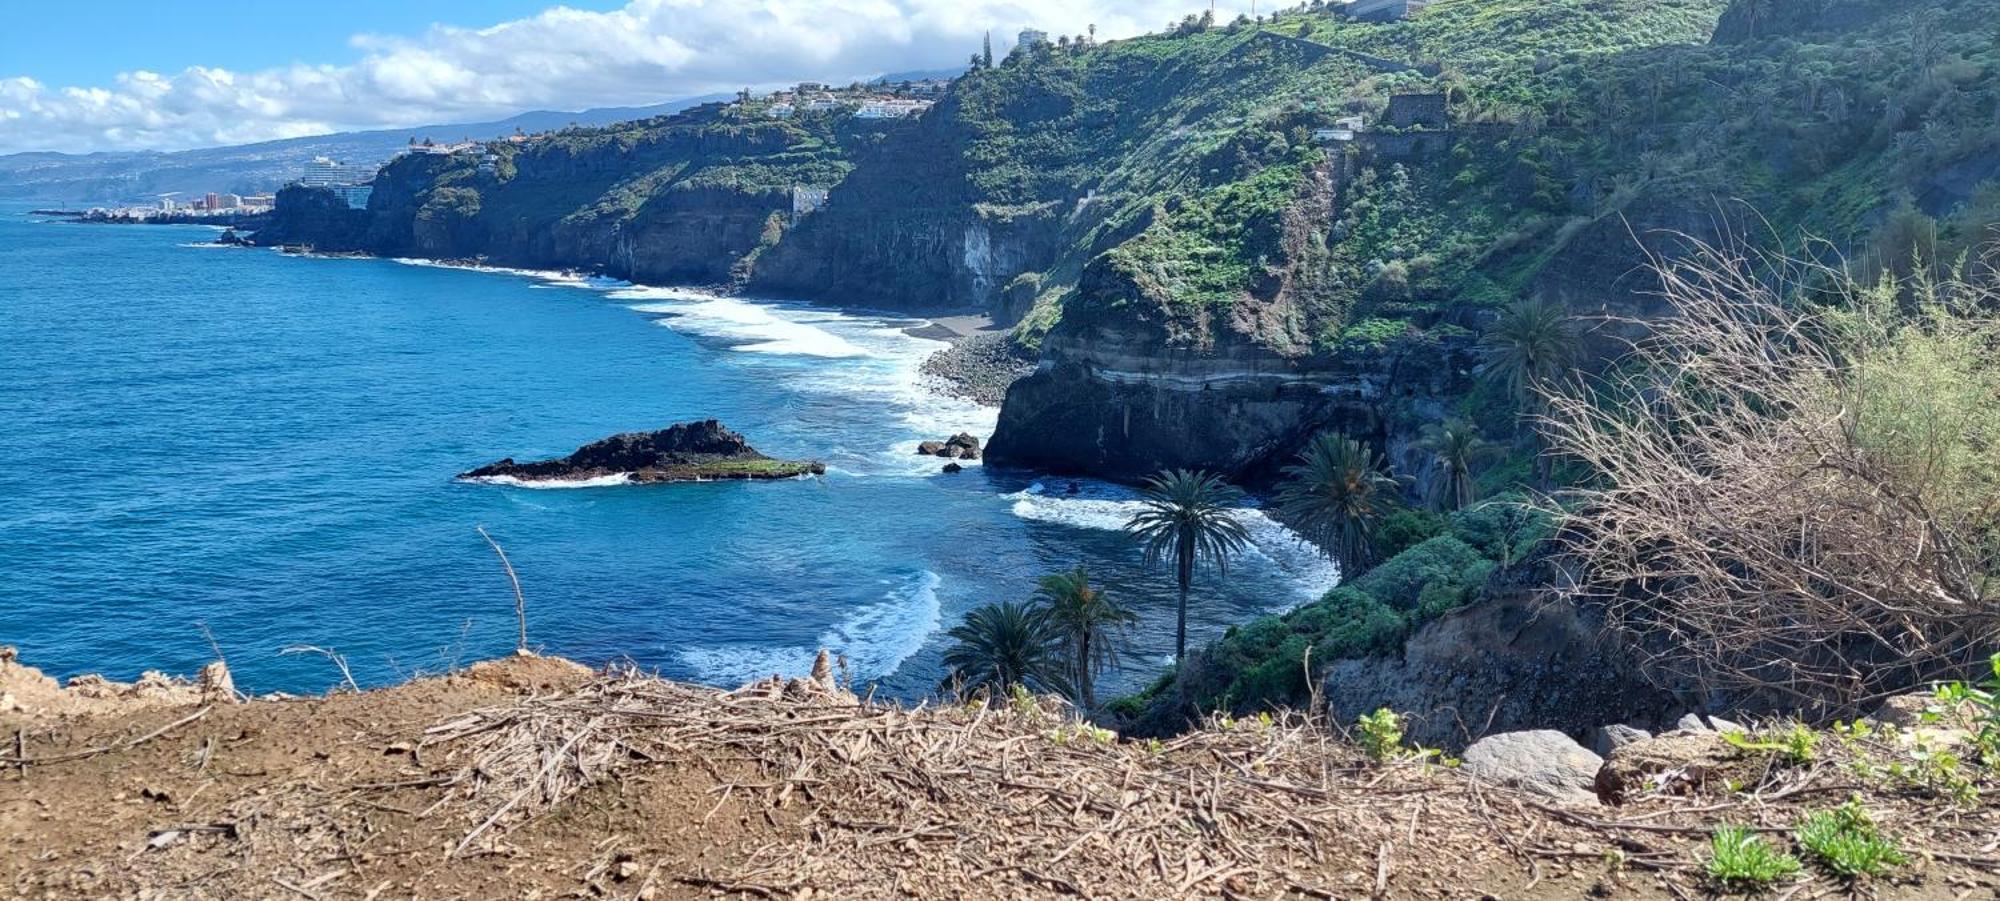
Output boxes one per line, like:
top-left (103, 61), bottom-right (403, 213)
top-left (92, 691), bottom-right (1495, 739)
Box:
top-left (0, 207), bottom-right (1337, 698)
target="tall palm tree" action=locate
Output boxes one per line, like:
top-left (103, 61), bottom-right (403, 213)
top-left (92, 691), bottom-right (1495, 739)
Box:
top-left (1276, 432), bottom-right (1399, 578)
top-left (1420, 420), bottom-right (1493, 512)
top-left (939, 601), bottom-right (1071, 699)
top-left (1124, 469), bottom-right (1251, 662)
top-left (1035, 566), bottom-right (1138, 710)
top-left (1477, 297), bottom-right (1577, 486)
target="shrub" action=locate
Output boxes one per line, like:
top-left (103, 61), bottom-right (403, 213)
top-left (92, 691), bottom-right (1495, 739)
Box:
top-left (1545, 244), bottom-right (2000, 712)
top-left (1795, 800), bottom-right (1906, 879)
top-left (1373, 509), bottom-right (1446, 560)
top-left (1343, 535), bottom-right (1487, 612)
top-left (1706, 826), bottom-right (1803, 888)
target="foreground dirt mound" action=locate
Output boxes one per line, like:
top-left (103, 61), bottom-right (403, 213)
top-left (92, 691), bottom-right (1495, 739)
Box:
top-left (4, 654), bottom-right (1997, 898)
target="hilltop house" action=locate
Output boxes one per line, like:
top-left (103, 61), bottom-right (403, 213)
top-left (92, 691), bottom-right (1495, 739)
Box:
top-left (1343, 0), bottom-right (1430, 22)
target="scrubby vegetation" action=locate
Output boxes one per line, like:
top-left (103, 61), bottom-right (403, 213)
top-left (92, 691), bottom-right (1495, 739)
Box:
top-left (1544, 243), bottom-right (2000, 715)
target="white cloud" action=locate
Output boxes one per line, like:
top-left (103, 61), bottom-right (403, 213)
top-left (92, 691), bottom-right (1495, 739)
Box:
top-left (0, 0), bottom-right (1244, 154)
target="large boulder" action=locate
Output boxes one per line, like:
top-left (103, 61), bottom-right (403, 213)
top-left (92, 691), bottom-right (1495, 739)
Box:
top-left (945, 433), bottom-right (983, 460)
top-left (1462, 730), bottom-right (1603, 806)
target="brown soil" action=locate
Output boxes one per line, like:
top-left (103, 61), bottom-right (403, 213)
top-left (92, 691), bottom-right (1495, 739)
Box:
top-left (3, 652), bottom-right (1996, 899)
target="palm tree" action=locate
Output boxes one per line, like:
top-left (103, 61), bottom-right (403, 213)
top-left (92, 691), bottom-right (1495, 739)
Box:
top-left (1035, 566), bottom-right (1138, 710)
top-left (1420, 420), bottom-right (1492, 512)
top-left (1124, 470), bottom-right (1251, 662)
top-left (1477, 297), bottom-right (1577, 486)
top-left (939, 601), bottom-right (1070, 699)
top-left (1276, 432), bottom-right (1399, 578)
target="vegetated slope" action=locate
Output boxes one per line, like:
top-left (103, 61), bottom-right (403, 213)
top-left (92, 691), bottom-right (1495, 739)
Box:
top-left (1093, 0), bottom-right (2000, 736)
top-left (6, 652), bottom-right (1997, 898)
top-left (991, 0), bottom-right (2000, 481)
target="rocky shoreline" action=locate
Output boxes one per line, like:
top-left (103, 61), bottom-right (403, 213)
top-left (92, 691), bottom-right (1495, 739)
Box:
top-left (918, 332), bottom-right (1037, 407)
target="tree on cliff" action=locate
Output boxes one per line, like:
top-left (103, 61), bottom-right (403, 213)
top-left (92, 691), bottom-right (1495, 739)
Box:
top-left (1478, 298), bottom-right (1577, 487)
top-left (1420, 421), bottom-right (1494, 512)
top-left (940, 601), bottom-right (1071, 699)
top-left (1126, 470), bottom-right (1251, 661)
top-left (1276, 432), bottom-right (1400, 578)
top-left (1036, 567), bottom-right (1138, 711)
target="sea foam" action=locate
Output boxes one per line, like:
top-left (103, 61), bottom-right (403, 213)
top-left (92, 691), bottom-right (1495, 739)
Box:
top-left (1007, 482), bottom-right (1342, 603)
top-left (677, 570), bottom-right (943, 685)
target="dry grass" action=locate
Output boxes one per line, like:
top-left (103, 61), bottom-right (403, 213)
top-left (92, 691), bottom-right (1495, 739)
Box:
top-left (7, 655), bottom-right (2000, 898)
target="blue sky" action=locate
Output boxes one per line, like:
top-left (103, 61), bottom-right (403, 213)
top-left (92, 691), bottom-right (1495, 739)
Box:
top-left (0, 0), bottom-right (1225, 155)
top-left (0, 2), bottom-right (623, 87)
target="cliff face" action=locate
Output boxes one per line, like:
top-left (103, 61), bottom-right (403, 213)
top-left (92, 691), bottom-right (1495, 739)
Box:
top-left (252, 185), bottom-right (372, 249)
top-left (260, 114), bottom-right (856, 290)
top-left (747, 95), bottom-right (1060, 313)
top-left (988, 326), bottom-right (1476, 483)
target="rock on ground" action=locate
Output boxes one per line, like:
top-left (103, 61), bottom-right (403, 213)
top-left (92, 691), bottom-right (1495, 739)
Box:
top-left (1593, 724), bottom-right (1650, 758)
top-left (1462, 730), bottom-right (1603, 806)
top-left (1594, 730), bottom-right (1763, 804)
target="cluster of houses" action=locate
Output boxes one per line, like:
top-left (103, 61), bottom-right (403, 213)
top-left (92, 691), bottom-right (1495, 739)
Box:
top-left (757, 79), bottom-right (946, 121)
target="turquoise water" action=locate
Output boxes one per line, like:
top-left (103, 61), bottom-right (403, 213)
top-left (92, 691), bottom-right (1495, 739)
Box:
top-left (0, 208), bottom-right (1337, 697)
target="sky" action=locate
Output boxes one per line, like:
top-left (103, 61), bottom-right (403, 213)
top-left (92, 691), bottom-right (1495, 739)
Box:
top-left (0, 0), bottom-right (1244, 156)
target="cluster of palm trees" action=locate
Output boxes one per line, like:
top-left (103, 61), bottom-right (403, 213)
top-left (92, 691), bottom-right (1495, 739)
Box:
top-left (939, 566), bottom-right (1137, 711)
top-left (939, 297), bottom-right (1577, 710)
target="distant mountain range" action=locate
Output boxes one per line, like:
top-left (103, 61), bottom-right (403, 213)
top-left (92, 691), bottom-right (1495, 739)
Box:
top-left (0, 98), bottom-right (730, 205)
top-left (0, 67), bottom-right (967, 207)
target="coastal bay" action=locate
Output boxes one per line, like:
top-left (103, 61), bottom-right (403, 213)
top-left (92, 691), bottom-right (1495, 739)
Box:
top-left (0, 209), bottom-right (1335, 699)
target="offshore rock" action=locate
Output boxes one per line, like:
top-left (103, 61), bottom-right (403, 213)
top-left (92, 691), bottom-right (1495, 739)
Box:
top-left (462, 420), bottom-right (823, 485)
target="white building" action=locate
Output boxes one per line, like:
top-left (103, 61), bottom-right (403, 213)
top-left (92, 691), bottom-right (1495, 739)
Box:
top-left (856, 99), bottom-right (933, 119)
top-left (767, 102), bottom-right (796, 119)
top-left (299, 156), bottom-right (375, 188)
top-left (1018, 28), bottom-right (1050, 48)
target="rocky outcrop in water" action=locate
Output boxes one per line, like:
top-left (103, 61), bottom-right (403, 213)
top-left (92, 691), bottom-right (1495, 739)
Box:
top-left (916, 433), bottom-right (983, 460)
top-left (461, 420), bottom-right (824, 484)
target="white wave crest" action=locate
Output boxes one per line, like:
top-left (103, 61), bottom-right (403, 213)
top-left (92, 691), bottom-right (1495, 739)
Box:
top-left (678, 570), bottom-right (942, 685)
top-left (461, 473), bottom-right (633, 489)
top-left (622, 289), bottom-right (867, 359)
top-left (1007, 482), bottom-right (1341, 602)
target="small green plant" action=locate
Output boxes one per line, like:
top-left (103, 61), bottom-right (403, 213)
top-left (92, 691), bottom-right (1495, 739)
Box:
top-left (1706, 826), bottom-right (1802, 888)
top-left (1795, 800), bottom-right (1907, 879)
top-left (1930, 652), bottom-right (2000, 765)
top-left (1724, 722), bottom-right (1819, 766)
top-left (1356, 707), bottom-right (1406, 763)
top-left (1889, 737), bottom-right (1979, 805)
top-left (1008, 683), bottom-right (1039, 717)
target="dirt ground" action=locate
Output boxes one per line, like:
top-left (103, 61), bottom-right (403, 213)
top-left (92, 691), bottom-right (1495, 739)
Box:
top-left (3, 651), bottom-right (1997, 899)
